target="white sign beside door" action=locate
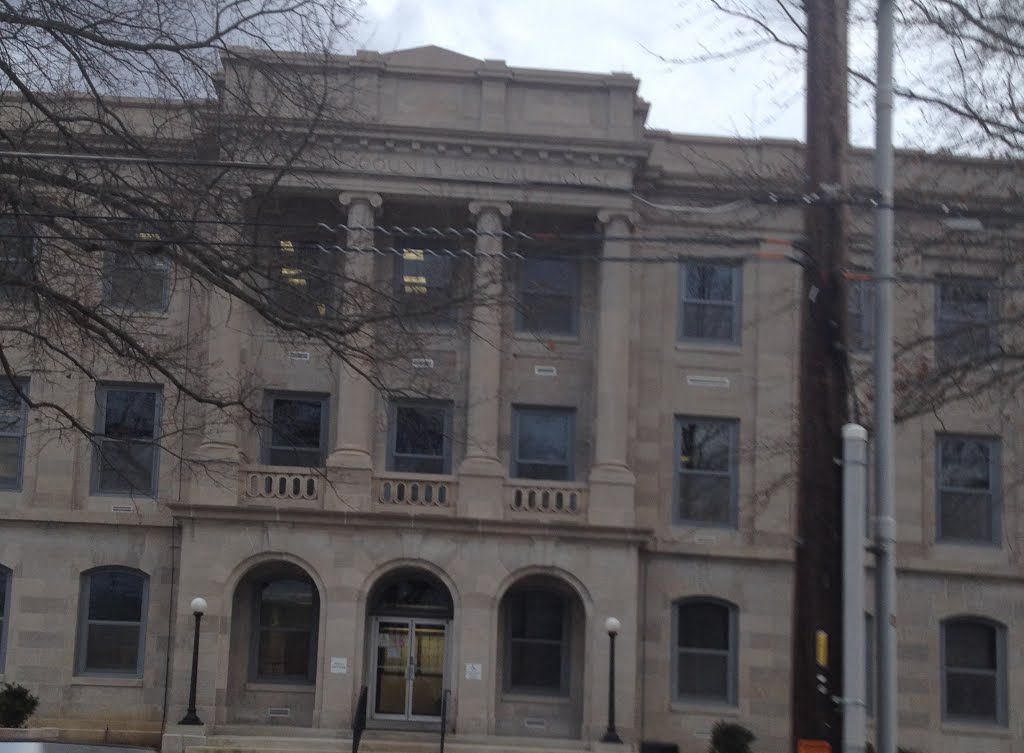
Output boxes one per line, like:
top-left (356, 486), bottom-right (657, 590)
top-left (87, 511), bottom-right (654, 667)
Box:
top-left (330, 656), bottom-right (348, 674)
top-left (465, 662), bottom-right (482, 680)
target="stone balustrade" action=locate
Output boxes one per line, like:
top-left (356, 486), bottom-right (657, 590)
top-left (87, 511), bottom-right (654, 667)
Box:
top-left (504, 480), bottom-right (587, 518)
top-left (242, 467), bottom-right (323, 505)
top-left (374, 472), bottom-right (456, 511)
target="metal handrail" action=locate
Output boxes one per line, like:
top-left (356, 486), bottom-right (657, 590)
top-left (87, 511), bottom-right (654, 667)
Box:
top-left (439, 688), bottom-right (452, 753)
top-left (352, 685), bottom-right (368, 753)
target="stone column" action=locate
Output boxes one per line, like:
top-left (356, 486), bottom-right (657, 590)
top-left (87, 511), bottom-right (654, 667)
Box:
top-left (458, 201), bottom-right (511, 519)
top-left (327, 192), bottom-right (382, 472)
top-left (588, 210), bottom-right (638, 527)
top-left (196, 285), bottom-right (242, 462)
top-left (190, 222), bottom-right (244, 508)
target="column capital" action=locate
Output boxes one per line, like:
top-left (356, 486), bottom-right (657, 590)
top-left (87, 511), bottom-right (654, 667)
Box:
top-left (468, 200), bottom-right (512, 221)
top-left (597, 209), bottom-right (640, 227)
top-left (338, 192), bottom-right (383, 210)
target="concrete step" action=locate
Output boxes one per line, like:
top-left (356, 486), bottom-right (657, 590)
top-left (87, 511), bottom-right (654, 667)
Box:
top-left (187, 731), bottom-right (588, 753)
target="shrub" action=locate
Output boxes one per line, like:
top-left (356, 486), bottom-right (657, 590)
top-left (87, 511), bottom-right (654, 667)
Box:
top-left (0, 682), bottom-right (40, 728)
top-left (708, 721), bottom-right (756, 753)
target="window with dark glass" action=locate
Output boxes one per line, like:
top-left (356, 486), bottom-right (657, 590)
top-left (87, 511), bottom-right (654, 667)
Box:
top-left (394, 249), bottom-right (456, 324)
top-left (516, 259), bottom-right (579, 336)
top-left (0, 380), bottom-right (28, 490)
top-left (679, 262), bottom-right (741, 344)
top-left (936, 279), bottom-right (997, 366)
top-left (103, 230), bottom-right (170, 310)
top-left (676, 418), bottom-right (738, 526)
top-left (848, 278), bottom-right (874, 353)
top-left (512, 407), bottom-right (574, 481)
top-left (504, 589), bottom-right (569, 694)
top-left (254, 578), bottom-right (318, 683)
top-left (942, 617), bottom-right (1005, 724)
top-left (264, 393), bottom-right (328, 467)
top-left (0, 565), bottom-right (10, 672)
top-left (269, 238), bottom-right (332, 318)
top-left (674, 599), bottom-right (736, 704)
top-left (0, 217), bottom-right (36, 304)
top-left (937, 435), bottom-right (1000, 544)
top-left (76, 569), bottom-right (148, 676)
top-left (389, 401), bottom-right (452, 474)
top-left (92, 385), bottom-right (161, 495)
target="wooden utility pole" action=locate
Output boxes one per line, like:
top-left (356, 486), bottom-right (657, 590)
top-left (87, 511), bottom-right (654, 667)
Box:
top-left (792, 0), bottom-right (850, 749)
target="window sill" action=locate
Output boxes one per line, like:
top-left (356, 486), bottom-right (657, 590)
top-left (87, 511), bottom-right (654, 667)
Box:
top-left (675, 341), bottom-right (742, 355)
top-left (245, 682), bottom-right (315, 693)
top-left (511, 332), bottom-right (581, 346)
top-left (501, 692), bottom-right (572, 705)
top-left (941, 722), bottom-right (1010, 738)
top-left (669, 700), bottom-right (738, 715)
top-left (71, 675), bottom-right (144, 688)
top-left (934, 538), bottom-right (1002, 550)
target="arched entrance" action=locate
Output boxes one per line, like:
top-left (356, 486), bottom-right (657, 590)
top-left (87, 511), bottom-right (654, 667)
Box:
top-left (226, 560), bottom-right (320, 726)
top-left (495, 574), bottom-right (585, 739)
top-left (366, 568), bottom-right (453, 723)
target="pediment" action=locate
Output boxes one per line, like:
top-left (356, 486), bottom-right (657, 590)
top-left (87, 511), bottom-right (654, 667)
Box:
top-left (381, 45), bottom-right (483, 71)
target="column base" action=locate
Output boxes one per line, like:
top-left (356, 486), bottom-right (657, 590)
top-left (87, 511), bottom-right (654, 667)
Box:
top-left (457, 455), bottom-right (505, 519)
top-left (326, 447), bottom-right (373, 470)
top-left (588, 464), bottom-right (636, 528)
top-left (194, 440), bottom-right (240, 464)
top-left (161, 725), bottom-right (208, 753)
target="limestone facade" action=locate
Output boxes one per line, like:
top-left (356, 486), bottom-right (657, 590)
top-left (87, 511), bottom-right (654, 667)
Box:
top-left (1, 45), bottom-right (1023, 753)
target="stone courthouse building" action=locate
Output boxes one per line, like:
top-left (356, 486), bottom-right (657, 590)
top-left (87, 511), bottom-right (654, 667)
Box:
top-left (1, 46), bottom-right (1023, 753)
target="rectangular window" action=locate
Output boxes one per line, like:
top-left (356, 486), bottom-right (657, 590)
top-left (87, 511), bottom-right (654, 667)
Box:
top-left (0, 380), bottom-right (28, 490)
top-left (269, 239), bottom-right (332, 318)
top-left (516, 259), bottom-right (579, 336)
top-left (76, 569), bottom-right (148, 676)
top-left (104, 230), bottom-right (170, 310)
top-left (936, 435), bottom-right (1000, 544)
top-left (675, 418), bottom-right (738, 526)
top-left (674, 600), bottom-right (737, 704)
top-left (393, 249), bottom-right (456, 325)
top-left (92, 385), bottom-right (161, 496)
top-left (848, 278), bottom-right (874, 353)
top-left (936, 279), bottom-right (997, 366)
top-left (0, 217), bottom-right (36, 303)
top-left (388, 401), bottom-right (452, 474)
top-left (264, 393), bottom-right (328, 467)
top-left (943, 618), bottom-right (1005, 724)
top-left (505, 589), bottom-right (569, 695)
top-left (512, 407), bottom-right (574, 481)
top-left (679, 262), bottom-right (741, 344)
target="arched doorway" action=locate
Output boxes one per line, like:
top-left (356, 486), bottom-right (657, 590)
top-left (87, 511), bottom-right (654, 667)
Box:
top-left (366, 568), bottom-right (453, 723)
top-left (495, 574), bottom-right (585, 739)
top-left (226, 560), bottom-right (320, 726)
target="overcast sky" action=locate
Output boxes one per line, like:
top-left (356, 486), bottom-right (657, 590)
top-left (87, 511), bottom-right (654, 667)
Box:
top-left (349, 0), bottom-right (883, 147)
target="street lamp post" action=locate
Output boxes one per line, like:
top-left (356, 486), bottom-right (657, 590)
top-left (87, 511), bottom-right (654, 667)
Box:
top-left (601, 617), bottom-right (622, 744)
top-left (179, 597), bottom-right (208, 726)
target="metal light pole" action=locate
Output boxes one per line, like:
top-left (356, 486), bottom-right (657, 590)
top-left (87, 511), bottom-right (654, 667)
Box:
top-left (600, 617), bottom-right (622, 744)
top-left (841, 424), bottom-right (868, 753)
top-left (179, 597), bottom-right (208, 726)
top-left (872, 0), bottom-right (898, 750)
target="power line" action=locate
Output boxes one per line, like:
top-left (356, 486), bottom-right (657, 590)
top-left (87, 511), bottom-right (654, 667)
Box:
top-left (3, 149), bottom-right (1024, 222)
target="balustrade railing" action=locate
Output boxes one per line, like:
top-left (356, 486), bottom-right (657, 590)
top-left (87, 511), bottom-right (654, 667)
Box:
top-left (504, 480), bottom-right (587, 517)
top-left (242, 468), bottom-right (323, 504)
top-left (374, 473), bottom-right (456, 510)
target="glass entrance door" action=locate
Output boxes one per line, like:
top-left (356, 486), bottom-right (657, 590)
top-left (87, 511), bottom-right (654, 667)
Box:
top-left (372, 618), bottom-right (447, 720)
